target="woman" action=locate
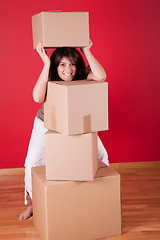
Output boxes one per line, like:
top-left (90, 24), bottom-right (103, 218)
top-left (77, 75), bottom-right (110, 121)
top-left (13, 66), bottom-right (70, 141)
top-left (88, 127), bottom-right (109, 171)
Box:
top-left (19, 40), bottom-right (109, 220)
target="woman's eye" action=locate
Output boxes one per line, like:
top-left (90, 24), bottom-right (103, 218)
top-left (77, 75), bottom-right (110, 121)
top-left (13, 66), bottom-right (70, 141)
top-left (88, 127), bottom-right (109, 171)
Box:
top-left (60, 63), bottom-right (65, 67)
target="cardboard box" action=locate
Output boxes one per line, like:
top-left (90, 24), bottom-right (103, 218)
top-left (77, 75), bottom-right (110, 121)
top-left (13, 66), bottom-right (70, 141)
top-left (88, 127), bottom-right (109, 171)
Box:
top-left (32, 11), bottom-right (89, 49)
top-left (32, 165), bottom-right (122, 240)
top-left (44, 80), bottom-right (108, 135)
top-left (45, 130), bottom-right (98, 181)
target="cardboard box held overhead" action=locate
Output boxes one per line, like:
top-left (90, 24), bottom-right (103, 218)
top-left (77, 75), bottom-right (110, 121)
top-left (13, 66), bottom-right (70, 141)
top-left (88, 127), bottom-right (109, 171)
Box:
top-left (32, 165), bottom-right (122, 240)
top-left (45, 130), bottom-right (98, 181)
top-left (44, 80), bottom-right (108, 135)
top-left (32, 11), bottom-right (89, 49)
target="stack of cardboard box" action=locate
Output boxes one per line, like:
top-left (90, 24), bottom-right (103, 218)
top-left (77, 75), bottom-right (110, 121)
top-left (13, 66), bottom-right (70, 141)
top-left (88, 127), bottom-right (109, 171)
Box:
top-left (31, 11), bottom-right (121, 240)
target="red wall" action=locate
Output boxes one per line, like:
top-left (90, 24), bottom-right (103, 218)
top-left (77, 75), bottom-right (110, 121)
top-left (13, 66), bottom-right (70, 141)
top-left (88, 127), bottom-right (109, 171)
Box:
top-left (0, 0), bottom-right (160, 168)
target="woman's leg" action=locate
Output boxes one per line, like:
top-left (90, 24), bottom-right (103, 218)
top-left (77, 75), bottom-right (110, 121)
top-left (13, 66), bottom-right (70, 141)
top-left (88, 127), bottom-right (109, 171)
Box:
top-left (23, 127), bottom-right (108, 201)
top-left (97, 136), bottom-right (109, 166)
top-left (19, 117), bottom-right (48, 220)
top-left (19, 120), bottom-right (108, 220)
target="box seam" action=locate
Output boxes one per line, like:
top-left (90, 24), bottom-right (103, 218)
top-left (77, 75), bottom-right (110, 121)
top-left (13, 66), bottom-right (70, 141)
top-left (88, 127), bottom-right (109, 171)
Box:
top-left (66, 86), bottom-right (69, 135)
top-left (41, 12), bottom-right (45, 45)
top-left (45, 185), bottom-right (49, 240)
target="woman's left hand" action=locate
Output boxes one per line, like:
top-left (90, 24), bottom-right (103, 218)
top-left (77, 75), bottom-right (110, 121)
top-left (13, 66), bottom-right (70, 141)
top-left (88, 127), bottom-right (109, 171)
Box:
top-left (81, 39), bottom-right (93, 54)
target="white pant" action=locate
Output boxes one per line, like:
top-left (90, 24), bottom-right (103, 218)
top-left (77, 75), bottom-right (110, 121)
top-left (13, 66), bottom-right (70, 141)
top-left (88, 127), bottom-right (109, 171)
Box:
top-left (24, 117), bottom-right (109, 205)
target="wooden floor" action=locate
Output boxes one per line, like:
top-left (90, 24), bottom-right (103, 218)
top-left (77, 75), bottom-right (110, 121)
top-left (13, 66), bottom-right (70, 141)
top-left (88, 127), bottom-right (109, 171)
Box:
top-left (0, 166), bottom-right (160, 240)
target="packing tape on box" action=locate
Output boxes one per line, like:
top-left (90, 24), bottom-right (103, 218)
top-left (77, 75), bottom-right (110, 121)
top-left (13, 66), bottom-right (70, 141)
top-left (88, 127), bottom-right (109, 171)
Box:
top-left (51, 106), bottom-right (57, 130)
top-left (83, 114), bottom-right (91, 133)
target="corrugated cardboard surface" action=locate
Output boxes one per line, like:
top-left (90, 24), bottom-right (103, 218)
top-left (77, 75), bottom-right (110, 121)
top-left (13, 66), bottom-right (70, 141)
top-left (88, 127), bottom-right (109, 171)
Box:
top-left (45, 131), bottom-right (98, 181)
top-left (32, 11), bottom-right (89, 49)
top-left (44, 80), bottom-right (108, 135)
top-left (32, 166), bottom-right (122, 240)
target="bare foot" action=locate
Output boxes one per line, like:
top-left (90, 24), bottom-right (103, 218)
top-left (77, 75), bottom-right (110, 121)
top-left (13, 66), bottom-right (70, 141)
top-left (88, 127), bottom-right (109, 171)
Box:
top-left (19, 203), bottom-right (33, 220)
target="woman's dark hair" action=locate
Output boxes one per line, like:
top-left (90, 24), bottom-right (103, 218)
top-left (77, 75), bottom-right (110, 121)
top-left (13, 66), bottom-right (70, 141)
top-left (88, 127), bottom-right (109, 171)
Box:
top-left (49, 47), bottom-right (89, 81)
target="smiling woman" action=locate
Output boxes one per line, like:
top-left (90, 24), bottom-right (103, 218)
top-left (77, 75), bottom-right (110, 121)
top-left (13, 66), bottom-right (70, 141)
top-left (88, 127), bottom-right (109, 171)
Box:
top-left (19, 40), bottom-right (109, 220)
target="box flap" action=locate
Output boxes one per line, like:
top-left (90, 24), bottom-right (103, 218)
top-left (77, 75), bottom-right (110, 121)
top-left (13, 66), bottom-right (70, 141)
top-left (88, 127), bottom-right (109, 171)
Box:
top-left (95, 166), bottom-right (120, 178)
top-left (32, 165), bottom-right (120, 186)
top-left (32, 11), bottom-right (61, 17)
top-left (49, 80), bottom-right (106, 86)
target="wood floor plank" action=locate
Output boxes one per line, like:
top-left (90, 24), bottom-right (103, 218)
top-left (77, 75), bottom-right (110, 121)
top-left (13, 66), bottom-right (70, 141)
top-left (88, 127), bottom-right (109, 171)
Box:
top-left (0, 167), bottom-right (160, 239)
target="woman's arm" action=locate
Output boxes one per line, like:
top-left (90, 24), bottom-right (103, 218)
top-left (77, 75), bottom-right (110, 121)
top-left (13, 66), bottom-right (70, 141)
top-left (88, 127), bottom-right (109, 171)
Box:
top-left (32, 42), bottom-right (51, 103)
top-left (81, 40), bottom-right (107, 81)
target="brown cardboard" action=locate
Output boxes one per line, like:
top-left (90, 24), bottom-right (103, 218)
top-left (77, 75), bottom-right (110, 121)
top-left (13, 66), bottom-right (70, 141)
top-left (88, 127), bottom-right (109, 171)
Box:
top-left (45, 130), bottom-right (98, 181)
top-left (44, 80), bottom-right (108, 135)
top-left (32, 11), bottom-right (89, 49)
top-left (32, 165), bottom-right (122, 240)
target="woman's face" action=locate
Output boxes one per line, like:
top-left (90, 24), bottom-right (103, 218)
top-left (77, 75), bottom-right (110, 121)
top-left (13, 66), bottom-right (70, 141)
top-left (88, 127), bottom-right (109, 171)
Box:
top-left (57, 57), bottom-right (77, 81)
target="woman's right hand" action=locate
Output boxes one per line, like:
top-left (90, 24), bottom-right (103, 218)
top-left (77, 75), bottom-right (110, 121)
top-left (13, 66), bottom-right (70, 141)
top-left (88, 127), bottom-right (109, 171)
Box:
top-left (33, 42), bottom-right (50, 103)
top-left (36, 42), bottom-right (50, 66)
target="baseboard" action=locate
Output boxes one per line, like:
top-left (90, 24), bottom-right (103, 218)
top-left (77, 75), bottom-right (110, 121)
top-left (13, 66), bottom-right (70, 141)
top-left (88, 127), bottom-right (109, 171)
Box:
top-left (0, 167), bottom-right (25, 175)
top-left (0, 161), bottom-right (160, 175)
top-left (110, 161), bottom-right (160, 170)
